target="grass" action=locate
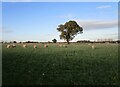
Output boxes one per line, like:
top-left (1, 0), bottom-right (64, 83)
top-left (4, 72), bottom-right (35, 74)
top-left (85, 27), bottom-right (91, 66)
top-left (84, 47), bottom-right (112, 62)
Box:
top-left (2, 43), bottom-right (119, 85)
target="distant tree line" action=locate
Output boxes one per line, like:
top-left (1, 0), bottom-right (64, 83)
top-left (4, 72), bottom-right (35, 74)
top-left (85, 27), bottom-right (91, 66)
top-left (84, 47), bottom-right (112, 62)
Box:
top-left (77, 40), bottom-right (120, 43)
top-left (1, 40), bottom-right (120, 44)
top-left (24, 41), bottom-right (39, 43)
top-left (77, 40), bottom-right (90, 43)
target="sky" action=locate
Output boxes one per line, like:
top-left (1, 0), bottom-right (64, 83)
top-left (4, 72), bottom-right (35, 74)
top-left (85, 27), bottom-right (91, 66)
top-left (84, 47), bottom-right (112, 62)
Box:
top-left (1, 2), bottom-right (118, 42)
top-left (1, 0), bottom-right (119, 2)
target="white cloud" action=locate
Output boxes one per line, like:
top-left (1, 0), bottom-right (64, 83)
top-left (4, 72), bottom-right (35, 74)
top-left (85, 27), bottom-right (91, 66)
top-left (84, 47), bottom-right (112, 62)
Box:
top-left (97, 5), bottom-right (111, 9)
top-left (76, 19), bottom-right (117, 30)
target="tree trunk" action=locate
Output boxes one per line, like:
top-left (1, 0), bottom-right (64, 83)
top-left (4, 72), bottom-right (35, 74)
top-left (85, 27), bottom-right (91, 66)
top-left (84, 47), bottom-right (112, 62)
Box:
top-left (67, 39), bottom-right (70, 44)
top-left (66, 33), bottom-right (70, 44)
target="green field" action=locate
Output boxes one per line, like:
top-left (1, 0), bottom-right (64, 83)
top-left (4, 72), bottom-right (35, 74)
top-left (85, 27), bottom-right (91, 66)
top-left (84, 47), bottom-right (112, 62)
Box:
top-left (2, 43), bottom-right (119, 85)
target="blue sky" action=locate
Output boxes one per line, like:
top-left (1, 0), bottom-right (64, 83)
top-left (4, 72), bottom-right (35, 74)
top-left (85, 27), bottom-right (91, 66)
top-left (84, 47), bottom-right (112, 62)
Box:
top-left (2, 2), bottom-right (118, 42)
top-left (1, 0), bottom-right (119, 2)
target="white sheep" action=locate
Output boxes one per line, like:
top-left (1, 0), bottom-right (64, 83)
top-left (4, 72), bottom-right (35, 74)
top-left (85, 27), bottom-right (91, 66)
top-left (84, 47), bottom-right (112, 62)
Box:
top-left (34, 45), bottom-right (37, 48)
top-left (12, 44), bottom-right (16, 48)
top-left (88, 43), bottom-right (91, 46)
top-left (6, 45), bottom-right (11, 48)
top-left (91, 45), bottom-right (95, 49)
top-left (23, 44), bottom-right (27, 48)
top-left (44, 44), bottom-right (48, 48)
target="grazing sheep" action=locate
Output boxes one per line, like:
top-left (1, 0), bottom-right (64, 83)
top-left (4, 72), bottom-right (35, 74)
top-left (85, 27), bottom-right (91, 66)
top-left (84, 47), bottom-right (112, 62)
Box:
top-left (34, 45), bottom-right (37, 48)
top-left (23, 44), bottom-right (27, 48)
top-left (12, 44), bottom-right (16, 48)
top-left (91, 45), bottom-right (95, 49)
top-left (88, 43), bottom-right (91, 46)
top-left (6, 45), bottom-right (11, 48)
top-left (44, 44), bottom-right (48, 48)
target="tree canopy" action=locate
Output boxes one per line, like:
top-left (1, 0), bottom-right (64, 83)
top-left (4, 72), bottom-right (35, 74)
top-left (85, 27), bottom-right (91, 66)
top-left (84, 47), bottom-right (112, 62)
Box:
top-left (57, 20), bottom-right (83, 44)
top-left (52, 39), bottom-right (57, 43)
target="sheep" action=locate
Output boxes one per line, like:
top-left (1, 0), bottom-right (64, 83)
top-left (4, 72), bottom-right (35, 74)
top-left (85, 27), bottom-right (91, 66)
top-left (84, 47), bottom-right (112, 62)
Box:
top-left (23, 44), bottom-right (27, 48)
top-left (88, 43), bottom-right (91, 46)
top-left (6, 45), bottom-right (11, 48)
top-left (34, 45), bottom-right (37, 48)
top-left (44, 44), bottom-right (48, 48)
top-left (12, 44), bottom-right (16, 48)
top-left (91, 45), bottom-right (95, 49)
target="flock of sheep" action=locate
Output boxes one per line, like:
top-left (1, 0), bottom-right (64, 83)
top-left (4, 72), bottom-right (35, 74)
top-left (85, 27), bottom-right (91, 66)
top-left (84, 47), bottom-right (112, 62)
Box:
top-left (6, 44), bottom-right (68, 48)
top-left (6, 44), bottom-right (96, 49)
top-left (6, 44), bottom-right (47, 48)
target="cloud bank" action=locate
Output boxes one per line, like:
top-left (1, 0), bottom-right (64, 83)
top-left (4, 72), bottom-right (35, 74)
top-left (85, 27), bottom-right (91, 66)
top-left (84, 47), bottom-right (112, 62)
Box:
top-left (76, 19), bottom-right (117, 30)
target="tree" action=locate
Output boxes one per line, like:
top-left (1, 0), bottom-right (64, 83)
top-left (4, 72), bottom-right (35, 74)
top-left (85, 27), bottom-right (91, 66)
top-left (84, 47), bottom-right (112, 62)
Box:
top-left (57, 20), bottom-right (83, 44)
top-left (52, 39), bottom-right (57, 43)
top-left (13, 41), bottom-right (17, 43)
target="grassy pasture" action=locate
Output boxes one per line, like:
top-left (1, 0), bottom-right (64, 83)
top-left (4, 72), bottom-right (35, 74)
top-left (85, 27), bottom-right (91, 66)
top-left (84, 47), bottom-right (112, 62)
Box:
top-left (2, 43), bottom-right (119, 85)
